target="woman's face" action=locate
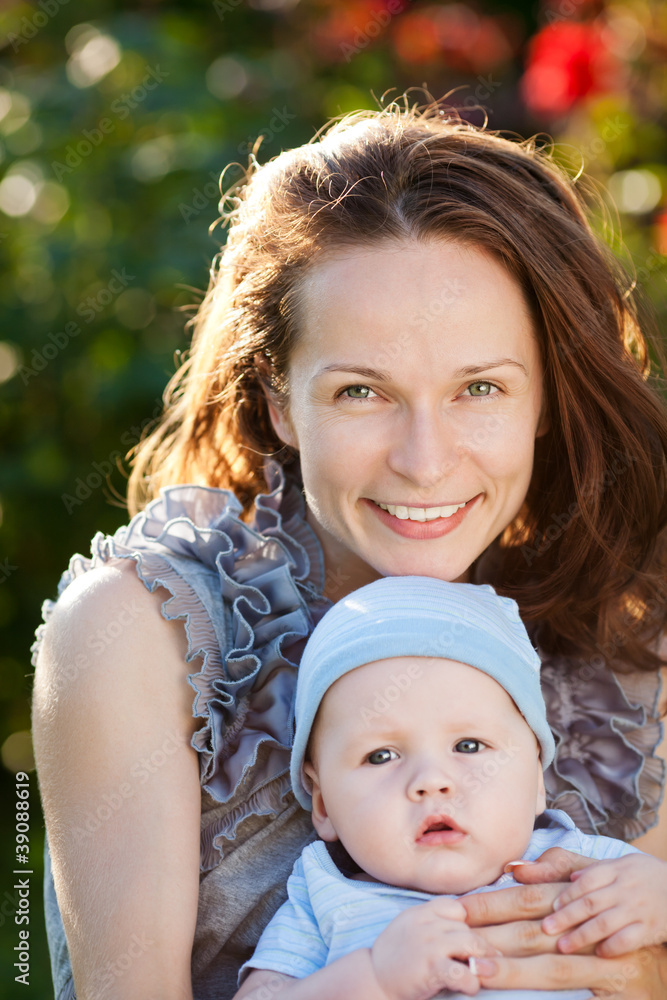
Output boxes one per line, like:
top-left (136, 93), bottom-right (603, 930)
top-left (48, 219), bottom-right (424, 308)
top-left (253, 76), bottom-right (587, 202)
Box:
top-left (268, 239), bottom-right (548, 592)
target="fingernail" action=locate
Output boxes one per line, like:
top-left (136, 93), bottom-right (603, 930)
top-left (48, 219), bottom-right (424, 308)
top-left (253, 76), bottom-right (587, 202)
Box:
top-left (552, 897), bottom-right (563, 911)
top-left (542, 915), bottom-right (557, 932)
top-left (469, 958), bottom-right (497, 977)
top-left (503, 860), bottom-right (536, 874)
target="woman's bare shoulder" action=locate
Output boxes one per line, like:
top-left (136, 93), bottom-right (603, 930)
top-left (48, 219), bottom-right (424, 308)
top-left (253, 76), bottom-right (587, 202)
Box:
top-left (34, 558), bottom-right (191, 700)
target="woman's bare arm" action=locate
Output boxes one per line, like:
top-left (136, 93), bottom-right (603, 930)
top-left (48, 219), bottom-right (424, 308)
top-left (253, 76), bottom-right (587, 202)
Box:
top-left (32, 560), bottom-right (202, 1000)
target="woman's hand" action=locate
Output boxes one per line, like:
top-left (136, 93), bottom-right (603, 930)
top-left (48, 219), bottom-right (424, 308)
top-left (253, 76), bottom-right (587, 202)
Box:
top-left (460, 848), bottom-right (667, 997)
top-left (469, 947), bottom-right (667, 998)
top-left (542, 854), bottom-right (667, 957)
top-left (460, 847), bottom-right (597, 955)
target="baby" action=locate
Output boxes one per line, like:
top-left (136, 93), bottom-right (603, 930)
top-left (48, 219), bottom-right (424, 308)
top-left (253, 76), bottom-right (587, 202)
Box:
top-left (234, 578), bottom-right (665, 1000)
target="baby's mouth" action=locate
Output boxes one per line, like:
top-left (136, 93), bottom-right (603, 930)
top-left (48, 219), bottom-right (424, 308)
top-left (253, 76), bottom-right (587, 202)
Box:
top-left (416, 814), bottom-right (467, 845)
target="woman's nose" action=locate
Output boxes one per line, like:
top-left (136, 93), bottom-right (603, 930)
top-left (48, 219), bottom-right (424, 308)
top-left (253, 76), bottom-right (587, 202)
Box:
top-left (387, 408), bottom-right (462, 492)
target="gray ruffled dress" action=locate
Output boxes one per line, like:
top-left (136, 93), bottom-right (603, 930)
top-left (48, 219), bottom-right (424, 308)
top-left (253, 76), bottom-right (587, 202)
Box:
top-left (31, 462), bottom-right (665, 1000)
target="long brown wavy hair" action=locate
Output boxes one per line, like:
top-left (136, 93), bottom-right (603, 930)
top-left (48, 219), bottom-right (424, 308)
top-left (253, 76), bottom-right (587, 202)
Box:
top-left (126, 97), bottom-right (667, 672)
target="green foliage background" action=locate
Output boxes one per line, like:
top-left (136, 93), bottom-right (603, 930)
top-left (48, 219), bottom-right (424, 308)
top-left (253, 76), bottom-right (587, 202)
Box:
top-left (0, 0), bottom-right (665, 995)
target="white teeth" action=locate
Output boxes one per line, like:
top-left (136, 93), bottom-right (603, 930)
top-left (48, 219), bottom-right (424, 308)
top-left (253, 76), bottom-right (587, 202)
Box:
top-left (377, 501), bottom-right (467, 521)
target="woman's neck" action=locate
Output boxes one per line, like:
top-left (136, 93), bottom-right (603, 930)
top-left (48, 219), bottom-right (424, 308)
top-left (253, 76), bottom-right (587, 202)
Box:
top-left (305, 508), bottom-right (382, 602)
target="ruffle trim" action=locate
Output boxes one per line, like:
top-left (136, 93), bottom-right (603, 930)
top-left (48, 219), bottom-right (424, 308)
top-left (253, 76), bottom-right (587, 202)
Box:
top-left (31, 461), bottom-right (331, 871)
top-left (541, 651), bottom-right (664, 842)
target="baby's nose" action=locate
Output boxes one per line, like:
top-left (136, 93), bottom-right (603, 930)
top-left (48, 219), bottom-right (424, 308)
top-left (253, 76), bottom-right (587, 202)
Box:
top-left (407, 760), bottom-right (454, 799)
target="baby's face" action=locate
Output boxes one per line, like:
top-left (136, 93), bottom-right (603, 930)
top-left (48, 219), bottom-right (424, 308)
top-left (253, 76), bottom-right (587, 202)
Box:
top-left (304, 656), bottom-right (546, 895)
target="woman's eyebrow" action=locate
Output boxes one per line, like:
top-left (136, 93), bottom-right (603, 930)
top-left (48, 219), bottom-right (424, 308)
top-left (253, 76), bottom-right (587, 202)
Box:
top-left (313, 363), bottom-right (392, 382)
top-left (453, 359), bottom-right (528, 378)
top-left (313, 359), bottom-right (528, 382)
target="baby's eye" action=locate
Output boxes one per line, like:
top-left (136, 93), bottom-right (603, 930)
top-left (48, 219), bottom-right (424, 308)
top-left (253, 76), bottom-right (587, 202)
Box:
top-left (455, 739), bottom-right (482, 753)
top-left (367, 748), bottom-right (399, 765)
top-left (341, 385), bottom-right (376, 399)
top-left (464, 381), bottom-right (498, 397)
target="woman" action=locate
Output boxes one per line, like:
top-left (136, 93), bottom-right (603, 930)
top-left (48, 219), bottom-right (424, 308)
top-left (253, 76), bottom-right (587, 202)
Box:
top-left (32, 100), bottom-right (667, 999)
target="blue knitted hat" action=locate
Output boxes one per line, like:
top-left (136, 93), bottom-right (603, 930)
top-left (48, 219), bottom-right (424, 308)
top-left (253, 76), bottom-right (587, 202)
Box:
top-left (291, 577), bottom-right (555, 810)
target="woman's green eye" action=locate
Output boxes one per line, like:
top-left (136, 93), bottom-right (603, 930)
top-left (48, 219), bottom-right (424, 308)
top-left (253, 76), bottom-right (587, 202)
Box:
top-left (344, 385), bottom-right (371, 398)
top-left (455, 739), bottom-right (481, 753)
top-left (467, 382), bottom-right (494, 396)
top-left (367, 748), bottom-right (397, 765)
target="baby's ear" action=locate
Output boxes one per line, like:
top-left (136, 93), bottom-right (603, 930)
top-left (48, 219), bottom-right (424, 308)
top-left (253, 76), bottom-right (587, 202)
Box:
top-left (303, 762), bottom-right (338, 842)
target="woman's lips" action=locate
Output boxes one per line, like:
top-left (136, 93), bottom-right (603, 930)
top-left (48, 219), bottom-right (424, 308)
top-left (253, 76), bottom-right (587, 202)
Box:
top-left (362, 495), bottom-right (480, 539)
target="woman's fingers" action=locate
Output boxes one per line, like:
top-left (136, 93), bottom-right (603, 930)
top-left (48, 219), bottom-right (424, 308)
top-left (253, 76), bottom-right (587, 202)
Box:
top-left (476, 919), bottom-right (562, 956)
top-left (471, 950), bottom-right (653, 994)
top-left (509, 848), bottom-right (599, 885)
top-left (461, 881), bottom-right (565, 926)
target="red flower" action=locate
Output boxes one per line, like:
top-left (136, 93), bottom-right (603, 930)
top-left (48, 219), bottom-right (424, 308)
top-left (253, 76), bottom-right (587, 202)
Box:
top-left (521, 21), bottom-right (625, 117)
top-left (312, 0), bottom-right (406, 63)
top-left (655, 211), bottom-right (667, 257)
top-left (393, 5), bottom-right (517, 72)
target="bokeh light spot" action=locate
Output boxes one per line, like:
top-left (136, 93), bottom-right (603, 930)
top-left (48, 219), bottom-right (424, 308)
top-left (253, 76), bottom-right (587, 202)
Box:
top-left (206, 56), bottom-right (249, 100)
top-left (0, 174), bottom-right (39, 217)
top-left (30, 181), bottom-right (70, 225)
top-left (115, 288), bottom-right (156, 330)
top-left (609, 169), bottom-right (662, 214)
top-left (1, 731), bottom-right (35, 774)
top-left (66, 27), bottom-right (122, 88)
top-left (131, 139), bottom-right (173, 183)
top-left (0, 341), bottom-right (21, 384)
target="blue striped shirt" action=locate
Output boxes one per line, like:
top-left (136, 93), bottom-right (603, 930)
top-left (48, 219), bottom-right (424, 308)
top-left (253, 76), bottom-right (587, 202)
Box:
top-left (240, 808), bottom-right (640, 999)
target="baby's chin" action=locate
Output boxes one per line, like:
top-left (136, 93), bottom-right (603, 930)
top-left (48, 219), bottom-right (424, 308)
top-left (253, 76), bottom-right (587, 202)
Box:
top-left (352, 861), bottom-right (509, 896)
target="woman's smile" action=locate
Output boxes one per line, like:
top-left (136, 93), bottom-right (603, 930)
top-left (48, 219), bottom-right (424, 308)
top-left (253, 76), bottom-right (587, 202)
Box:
top-left (362, 495), bottom-right (482, 540)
